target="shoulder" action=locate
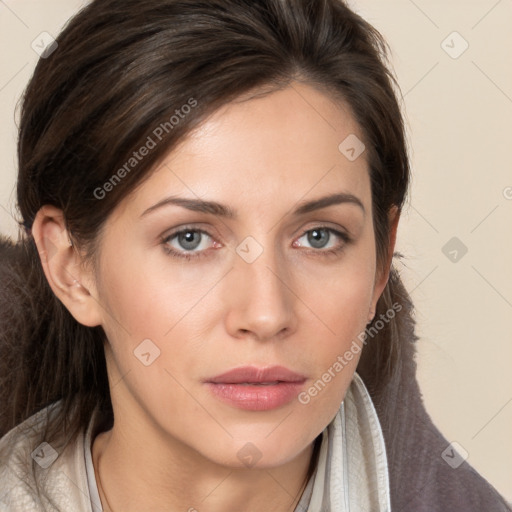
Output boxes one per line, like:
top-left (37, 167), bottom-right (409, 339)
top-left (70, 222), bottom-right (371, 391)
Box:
top-left (0, 402), bottom-right (93, 512)
top-left (353, 372), bottom-right (512, 511)
top-left (370, 369), bottom-right (512, 512)
top-left (0, 403), bottom-right (53, 510)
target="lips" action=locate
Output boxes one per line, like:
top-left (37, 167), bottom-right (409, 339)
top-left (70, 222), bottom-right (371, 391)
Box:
top-left (205, 365), bottom-right (306, 385)
top-left (205, 366), bottom-right (306, 411)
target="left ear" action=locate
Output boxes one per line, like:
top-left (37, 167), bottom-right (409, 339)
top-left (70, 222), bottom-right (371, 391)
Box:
top-left (368, 205), bottom-right (400, 322)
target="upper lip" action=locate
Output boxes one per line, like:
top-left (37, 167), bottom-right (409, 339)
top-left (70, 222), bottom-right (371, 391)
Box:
top-left (206, 365), bottom-right (306, 384)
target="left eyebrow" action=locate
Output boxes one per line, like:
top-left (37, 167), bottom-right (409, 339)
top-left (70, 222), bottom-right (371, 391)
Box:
top-left (293, 192), bottom-right (365, 216)
top-left (140, 192), bottom-right (365, 219)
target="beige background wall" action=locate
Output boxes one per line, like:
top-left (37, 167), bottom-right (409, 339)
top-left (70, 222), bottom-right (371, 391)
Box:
top-left (1, 0), bottom-right (511, 501)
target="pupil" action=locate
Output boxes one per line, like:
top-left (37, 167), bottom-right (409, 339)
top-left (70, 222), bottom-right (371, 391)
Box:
top-left (179, 231), bottom-right (200, 250)
top-left (308, 229), bottom-right (329, 248)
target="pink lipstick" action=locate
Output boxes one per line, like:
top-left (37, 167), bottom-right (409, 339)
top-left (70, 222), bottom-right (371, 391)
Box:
top-left (205, 366), bottom-right (306, 411)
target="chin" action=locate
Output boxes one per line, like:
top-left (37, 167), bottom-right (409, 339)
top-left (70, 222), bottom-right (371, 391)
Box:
top-left (196, 429), bottom-right (315, 471)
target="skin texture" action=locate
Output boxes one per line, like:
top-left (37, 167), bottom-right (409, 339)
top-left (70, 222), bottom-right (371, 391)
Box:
top-left (32, 82), bottom-right (399, 512)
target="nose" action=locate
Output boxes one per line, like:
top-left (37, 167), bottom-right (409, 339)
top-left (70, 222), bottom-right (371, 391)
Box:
top-left (224, 242), bottom-right (298, 342)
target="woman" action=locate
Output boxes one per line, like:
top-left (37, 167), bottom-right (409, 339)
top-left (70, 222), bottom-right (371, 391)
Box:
top-left (0, 0), bottom-right (510, 510)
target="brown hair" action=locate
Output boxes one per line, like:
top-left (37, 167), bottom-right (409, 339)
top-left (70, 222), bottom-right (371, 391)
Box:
top-left (1, 0), bottom-right (412, 505)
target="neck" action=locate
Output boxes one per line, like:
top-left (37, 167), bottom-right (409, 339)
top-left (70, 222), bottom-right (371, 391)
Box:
top-left (92, 422), bottom-right (314, 512)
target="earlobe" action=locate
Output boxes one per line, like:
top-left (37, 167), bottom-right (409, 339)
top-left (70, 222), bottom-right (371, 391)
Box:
top-left (31, 205), bottom-right (103, 327)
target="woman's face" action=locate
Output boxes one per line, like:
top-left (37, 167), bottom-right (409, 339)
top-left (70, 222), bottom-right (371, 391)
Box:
top-left (91, 82), bottom-right (389, 468)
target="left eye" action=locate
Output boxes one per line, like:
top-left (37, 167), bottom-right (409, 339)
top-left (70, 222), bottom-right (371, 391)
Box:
top-left (294, 227), bottom-right (348, 251)
top-left (164, 229), bottom-right (213, 253)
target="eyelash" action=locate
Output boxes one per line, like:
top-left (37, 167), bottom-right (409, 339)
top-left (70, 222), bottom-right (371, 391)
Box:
top-left (161, 226), bottom-right (352, 261)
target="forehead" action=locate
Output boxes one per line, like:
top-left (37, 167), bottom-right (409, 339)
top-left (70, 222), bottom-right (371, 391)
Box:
top-left (119, 82), bottom-right (370, 222)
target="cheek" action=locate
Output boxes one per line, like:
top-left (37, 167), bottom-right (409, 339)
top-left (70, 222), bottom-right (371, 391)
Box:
top-left (301, 245), bottom-right (376, 343)
top-left (97, 245), bottom-right (209, 339)
top-left (95, 249), bottom-right (204, 422)
top-left (96, 245), bottom-right (223, 398)
top-left (292, 244), bottom-right (376, 403)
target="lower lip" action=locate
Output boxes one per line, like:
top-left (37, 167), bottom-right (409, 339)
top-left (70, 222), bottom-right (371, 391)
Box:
top-left (206, 382), bottom-right (305, 411)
